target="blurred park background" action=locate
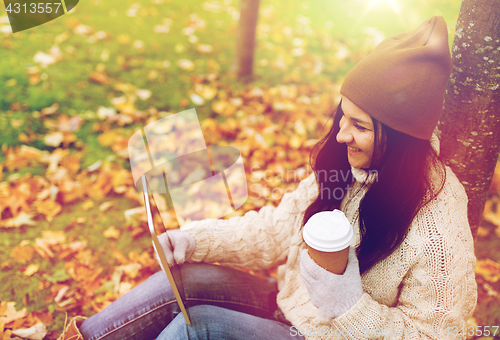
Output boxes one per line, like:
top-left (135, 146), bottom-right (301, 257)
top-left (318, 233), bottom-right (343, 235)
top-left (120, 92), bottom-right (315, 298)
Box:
top-left (1, 0), bottom-right (500, 338)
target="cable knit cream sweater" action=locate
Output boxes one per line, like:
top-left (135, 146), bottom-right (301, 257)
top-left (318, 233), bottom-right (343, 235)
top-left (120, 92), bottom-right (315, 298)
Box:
top-left (181, 143), bottom-right (477, 339)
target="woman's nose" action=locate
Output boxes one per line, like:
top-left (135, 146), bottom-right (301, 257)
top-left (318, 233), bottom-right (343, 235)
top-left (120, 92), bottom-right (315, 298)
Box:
top-left (336, 121), bottom-right (353, 144)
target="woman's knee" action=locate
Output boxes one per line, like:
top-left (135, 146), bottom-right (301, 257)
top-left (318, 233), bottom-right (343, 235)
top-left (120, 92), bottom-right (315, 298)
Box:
top-left (158, 305), bottom-right (298, 340)
top-left (158, 305), bottom-right (246, 340)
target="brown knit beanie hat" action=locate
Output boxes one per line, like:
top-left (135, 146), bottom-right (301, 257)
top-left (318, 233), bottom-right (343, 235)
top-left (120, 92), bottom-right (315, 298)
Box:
top-left (340, 16), bottom-right (452, 140)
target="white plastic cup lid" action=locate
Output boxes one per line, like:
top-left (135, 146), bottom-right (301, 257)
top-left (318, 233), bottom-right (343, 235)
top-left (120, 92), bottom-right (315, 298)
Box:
top-left (303, 209), bottom-right (353, 252)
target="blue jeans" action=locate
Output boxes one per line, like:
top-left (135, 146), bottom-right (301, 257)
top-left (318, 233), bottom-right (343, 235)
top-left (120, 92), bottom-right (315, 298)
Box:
top-left (158, 304), bottom-right (303, 339)
top-left (80, 263), bottom-right (305, 340)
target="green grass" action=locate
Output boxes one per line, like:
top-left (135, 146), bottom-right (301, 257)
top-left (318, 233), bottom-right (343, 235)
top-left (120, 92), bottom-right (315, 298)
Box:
top-left (0, 194), bottom-right (149, 329)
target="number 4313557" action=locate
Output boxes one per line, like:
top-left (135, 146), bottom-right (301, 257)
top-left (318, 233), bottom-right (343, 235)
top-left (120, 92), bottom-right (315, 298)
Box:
top-left (6, 2), bottom-right (62, 14)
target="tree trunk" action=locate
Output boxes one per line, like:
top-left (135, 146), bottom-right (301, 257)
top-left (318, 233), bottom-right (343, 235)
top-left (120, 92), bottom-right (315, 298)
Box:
top-left (436, 0), bottom-right (500, 240)
top-left (231, 0), bottom-right (260, 81)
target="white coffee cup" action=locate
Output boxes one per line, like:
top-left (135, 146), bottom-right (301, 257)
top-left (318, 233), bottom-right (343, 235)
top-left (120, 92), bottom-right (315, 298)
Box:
top-left (303, 209), bottom-right (353, 274)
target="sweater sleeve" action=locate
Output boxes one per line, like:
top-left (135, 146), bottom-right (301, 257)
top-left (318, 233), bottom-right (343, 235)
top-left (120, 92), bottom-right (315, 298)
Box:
top-left (322, 176), bottom-right (477, 340)
top-left (180, 173), bottom-right (318, 271)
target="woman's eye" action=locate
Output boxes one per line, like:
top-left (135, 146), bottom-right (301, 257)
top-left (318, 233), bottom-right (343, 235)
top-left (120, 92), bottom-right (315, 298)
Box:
top-left (355, 124), bottom-right (367, 131)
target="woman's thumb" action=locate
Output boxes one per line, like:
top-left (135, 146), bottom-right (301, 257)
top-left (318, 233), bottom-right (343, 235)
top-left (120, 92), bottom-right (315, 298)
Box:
top-left (172, 237), bottom-right (189, 264)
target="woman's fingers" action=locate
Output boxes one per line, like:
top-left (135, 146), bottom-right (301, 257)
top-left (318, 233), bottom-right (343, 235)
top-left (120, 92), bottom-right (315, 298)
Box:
top-left (157, 233), bottom-right (175, 266)
top-left (172, 237), bottom-right (189, 264)
top-left (156, 230), bottom-right (196, 266)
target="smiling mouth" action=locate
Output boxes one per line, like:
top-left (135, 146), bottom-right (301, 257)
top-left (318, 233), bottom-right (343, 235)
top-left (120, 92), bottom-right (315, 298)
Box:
top-left (348, 146), bottom-right (361, 152)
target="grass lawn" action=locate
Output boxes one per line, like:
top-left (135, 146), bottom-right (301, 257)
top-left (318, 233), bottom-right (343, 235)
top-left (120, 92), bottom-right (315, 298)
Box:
top-left (2, 0), bottom-right (499, 339)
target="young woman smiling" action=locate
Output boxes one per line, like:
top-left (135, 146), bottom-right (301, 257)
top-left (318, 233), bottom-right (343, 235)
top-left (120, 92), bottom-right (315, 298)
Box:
top-left (59, 16), bottom-right (477, 340)
top-left (336, 97), bottom-right (378, 170)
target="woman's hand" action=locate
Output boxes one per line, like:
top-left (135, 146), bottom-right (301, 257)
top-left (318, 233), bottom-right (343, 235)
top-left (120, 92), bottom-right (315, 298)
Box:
top-left (300, 247), bottom-right (363, 320)
top-left (156, 230), bottom-right (196, 267)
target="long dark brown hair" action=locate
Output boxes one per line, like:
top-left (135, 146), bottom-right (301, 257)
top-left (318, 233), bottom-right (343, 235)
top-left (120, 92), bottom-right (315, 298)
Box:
top-left (302, 102), bottom-right (446, 275)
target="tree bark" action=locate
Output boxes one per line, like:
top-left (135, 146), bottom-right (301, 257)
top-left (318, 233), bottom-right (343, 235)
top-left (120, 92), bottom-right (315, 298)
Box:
top-left (436, 0), bottom-right (500, 240)
top-left (231, 0), bottom-right (260, 81)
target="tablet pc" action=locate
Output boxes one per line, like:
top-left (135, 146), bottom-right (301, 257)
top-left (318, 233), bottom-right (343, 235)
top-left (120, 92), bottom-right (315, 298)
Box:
top-left (141, 174), bottom-right (191, 326)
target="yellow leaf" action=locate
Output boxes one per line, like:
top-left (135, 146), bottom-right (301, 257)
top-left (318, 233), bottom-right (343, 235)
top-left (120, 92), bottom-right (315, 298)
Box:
top-left (118, 263), bottom-right (142, 279)
top-left (32, 230), bottom-right (66, 260)
top-left (82, 199), bottom-right (95, 211)
top-left (41, 230), bottom-right (66, 244)
top-left (89, 71), bottom-right (109, 85)
top-left (44, 114), bottom-right (84, 132)
top-left (0, 212), bottom-right (36, 228)
top-left (118, 282), bottom-right (134, 296)
top-left (76, 216), bottom-right (86, 223)
top-left (24, 263), bottom-right (40, 276)
top-left (303, 139), bottom-right (318, 148)
top-left (289, 135), bottom-right (302, 149)
top-left (44, 131), bottom-right (64, 147)
top-left (211, 100), bottom-right (236, 117)
top-left (112, 169), bottom-right (133, 194)
top-left (99, 201), bottom-right (115, 212)
top-left (484, 211), bottom-right (500, 228)
top-left (111, 96), bottom-right (136, 115)
top-left (190, 93), bottom-right (204, 105)
top-left (55, 31), bottom-right (70, 44)
top-left (124, 207), bottom-right (147, 223)
top-left (0, 301), bottom-right (27, 324)
top-left (117, 34), bottom-right (131, 44)
top-left (476, 226), bottom-right (490, 237)
top-left (27, 66), bottom-right (40, 85)
top-left (294, 119), bottom-right (306, 135)
top-left (36, 199), bottom-right (62, 218)
top-left (10, 243), bottom-right (34, 263)
top-left (11, 322), bottom-right (47, 340)
top-left (41, 103), bottom-right (59, 116)
top-left (177, 59), bottom-right (195, 71)
top-left (483, 282), bottom-right (499, 297)
top-left (97, 130), bottom-right (120, 147)
top-left (10, 119), bottom-right (23, 128)
top-left (476, 258), bottom-right (500, 282)
top-left (196, 44), bottom-right (213, 54)
top-left (195, 84), bottom-right (217, 100)
top-left (104, 226), bottom-right (121, 239)
top-left (136, 89), bottom-right (152, 100)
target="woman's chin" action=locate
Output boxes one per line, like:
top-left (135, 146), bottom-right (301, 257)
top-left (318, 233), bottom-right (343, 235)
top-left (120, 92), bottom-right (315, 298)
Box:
top-left (348, 156), bottom-right (369, 169)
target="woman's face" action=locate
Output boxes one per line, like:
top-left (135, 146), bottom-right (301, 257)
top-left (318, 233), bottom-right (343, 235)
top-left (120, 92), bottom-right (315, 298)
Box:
top-left (336, 96), bottom-right (375, 169)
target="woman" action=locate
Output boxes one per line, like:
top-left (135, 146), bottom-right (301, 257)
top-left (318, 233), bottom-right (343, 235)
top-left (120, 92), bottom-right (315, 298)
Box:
top-left (60, 16), bottom-right (477, 340)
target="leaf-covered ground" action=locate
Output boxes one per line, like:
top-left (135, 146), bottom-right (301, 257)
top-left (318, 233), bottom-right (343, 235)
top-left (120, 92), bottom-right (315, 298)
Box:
top-left (1, 0), bottom-right (499, 339)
